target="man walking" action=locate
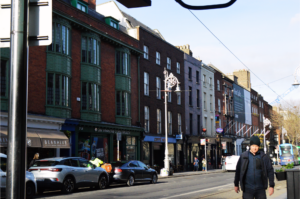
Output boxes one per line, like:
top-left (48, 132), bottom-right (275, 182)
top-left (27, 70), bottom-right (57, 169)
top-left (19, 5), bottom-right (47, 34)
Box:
top-left (234, 136), bottom-right (275, 199)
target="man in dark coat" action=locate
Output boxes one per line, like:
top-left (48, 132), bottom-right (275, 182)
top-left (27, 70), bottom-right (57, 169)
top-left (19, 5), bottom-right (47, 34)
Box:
top-left (234, 136), bottom-right (275, 199)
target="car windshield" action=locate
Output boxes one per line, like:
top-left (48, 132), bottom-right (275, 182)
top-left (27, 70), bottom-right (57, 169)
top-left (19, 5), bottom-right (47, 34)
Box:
top-left (280, 146), bottom-right (292, 157)
top-left (31, 160), bottom-right (60, 167)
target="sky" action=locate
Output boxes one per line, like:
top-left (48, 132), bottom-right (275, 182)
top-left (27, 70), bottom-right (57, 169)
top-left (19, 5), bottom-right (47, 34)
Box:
top-left (96, 0), bottom-right (300, 105)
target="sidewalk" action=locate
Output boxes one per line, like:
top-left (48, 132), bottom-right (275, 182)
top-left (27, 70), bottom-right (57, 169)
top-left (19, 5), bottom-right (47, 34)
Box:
top-left (158, 169), bottom-right (225, 178)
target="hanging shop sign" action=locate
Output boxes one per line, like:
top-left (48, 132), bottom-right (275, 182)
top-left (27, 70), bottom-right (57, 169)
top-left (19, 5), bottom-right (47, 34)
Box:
top-left (200, 139), bottom-right (206, 145)
top-left (216, 128), bottom-right (223, 134)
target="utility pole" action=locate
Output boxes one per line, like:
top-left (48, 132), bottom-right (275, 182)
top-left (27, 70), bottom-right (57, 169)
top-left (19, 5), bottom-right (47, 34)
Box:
top-left (6, 0), bottom-right (29, 197)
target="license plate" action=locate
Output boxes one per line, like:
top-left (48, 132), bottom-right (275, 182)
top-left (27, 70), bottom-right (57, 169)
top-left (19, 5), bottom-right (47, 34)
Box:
top-left (36, 178), bottom-right (44, 181)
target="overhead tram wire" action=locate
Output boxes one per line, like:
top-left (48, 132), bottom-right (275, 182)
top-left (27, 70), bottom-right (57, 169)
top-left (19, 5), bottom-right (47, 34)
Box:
top-left (252, 74), bottom-right (293, 87)
top-left (188, 10), bottom-right (293, 107)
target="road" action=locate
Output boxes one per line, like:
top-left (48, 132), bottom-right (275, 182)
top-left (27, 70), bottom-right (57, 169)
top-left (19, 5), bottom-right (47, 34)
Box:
top-left (33, 171), bottom-right (288, 199)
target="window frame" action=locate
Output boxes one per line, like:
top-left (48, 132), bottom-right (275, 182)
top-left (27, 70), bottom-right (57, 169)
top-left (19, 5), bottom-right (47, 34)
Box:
top-left (81, 82), bottom-right (101, 112)
top-left (156, 51), bottom-right (161, 65)
top-left (144, 72), bottom-right (149, 96)
top-left (143, 45), bottom-right (149, 59)
top-left (156, 77), bottom-right (161, 99)
top-left (48, 22), bottom-right (71, 56)
top-left (178, 113), bottom-right (182, 134)
top-left (168, 111), bottom-right (172, 135)
top-left (144, 106), bottom-right (150, 132)
top-left (167, 57), bottom-right (171, 70)
top-left (196, 71), bottom-right (199, 83)
top-left (217, 80), bottom-right (220, 91)
top-left (176, 62), bottom-right (180, 74)
top-left (157, 109), bottom-right (161, 134)
top-left (116, 91), bottom-right (131, 117)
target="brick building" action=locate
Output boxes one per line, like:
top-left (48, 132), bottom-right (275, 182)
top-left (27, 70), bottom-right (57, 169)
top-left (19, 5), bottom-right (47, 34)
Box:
top-left (1, 0), bottom-right (144, 163)
top-left (96, 1), bottom-right (185, 170)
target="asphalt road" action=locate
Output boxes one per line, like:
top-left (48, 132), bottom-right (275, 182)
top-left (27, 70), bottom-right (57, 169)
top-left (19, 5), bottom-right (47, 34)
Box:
top-left (31, 165), bottom-right (296, 199)
top-left (31, 171), bottom-right (279, 199)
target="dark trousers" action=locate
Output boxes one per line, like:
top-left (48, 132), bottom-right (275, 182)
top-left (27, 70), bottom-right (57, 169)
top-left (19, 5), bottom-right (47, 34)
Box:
top-left (243, 189), bottom-right (266, 199)
top-left (194, 165), bottom-right (198, 171)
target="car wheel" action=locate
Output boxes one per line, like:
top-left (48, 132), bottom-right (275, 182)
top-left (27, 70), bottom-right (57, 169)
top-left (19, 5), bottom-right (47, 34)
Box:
top-left (150, 174), bottom-right (158, 184)
top-left (97, 175), bottom-right (107, 190)
top-left (62, 176), bottom-right (75, 194)
top-left (26, 182), bottom-right (35, 199)
top-left (126, 175), bottom-right (134, 186)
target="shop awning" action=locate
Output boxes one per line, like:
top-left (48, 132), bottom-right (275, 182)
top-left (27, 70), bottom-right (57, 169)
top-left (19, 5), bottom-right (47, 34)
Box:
top-left (143, 135), bottom-right (177, 143)
top-left (0, 127), bottom-right (70, 148)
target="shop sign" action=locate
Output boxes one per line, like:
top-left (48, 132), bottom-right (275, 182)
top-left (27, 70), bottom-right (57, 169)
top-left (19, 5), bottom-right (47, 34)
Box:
top-left (216, 128), bottom-right (223, 134)
top-left (117, 133), bottom-right (122, 141)
top-left (200, 139), bottom-right (206, 145)
top-left (176, 134), bottom-right (182, 139)
top-left (42, 139), bottom-right (70, 148)
top-left (222, 141), bottom-right (227, 150)
top-left (144, 136), bottom-right (177, 143)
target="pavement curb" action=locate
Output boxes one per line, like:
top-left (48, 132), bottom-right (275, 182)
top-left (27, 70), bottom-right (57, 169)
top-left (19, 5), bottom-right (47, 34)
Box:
top-left (158, 170), bottom-right (226, 179)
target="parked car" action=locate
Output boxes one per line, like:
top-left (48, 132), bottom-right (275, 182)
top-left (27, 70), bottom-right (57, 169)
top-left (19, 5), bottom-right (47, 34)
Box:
top-left (225, 155), bottom-right (240, 171)
top-left (0, 153), bottom-right (37, 199)
top-left (28, 157), bottom-right (109, 194)
top-left (111, 160), bottom-right (158, 186)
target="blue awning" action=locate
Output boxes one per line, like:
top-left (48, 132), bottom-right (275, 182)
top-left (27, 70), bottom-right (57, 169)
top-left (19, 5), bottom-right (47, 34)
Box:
top-left (144, 136), bottom-right (177, 143)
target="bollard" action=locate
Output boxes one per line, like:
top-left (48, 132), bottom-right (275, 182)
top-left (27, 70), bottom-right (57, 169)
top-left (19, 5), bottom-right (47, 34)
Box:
top-left (286, 168), bottom-right (300, 199)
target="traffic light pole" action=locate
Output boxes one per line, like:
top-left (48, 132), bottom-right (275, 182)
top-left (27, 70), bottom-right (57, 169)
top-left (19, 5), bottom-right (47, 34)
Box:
top-left (6, 0), bottom-right (29, 197)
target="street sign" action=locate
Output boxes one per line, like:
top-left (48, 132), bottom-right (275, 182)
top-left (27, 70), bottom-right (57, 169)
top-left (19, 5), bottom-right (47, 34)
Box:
top-left (117, 133), bottom-right (122, 141)
top-left (216, 128), bottom-right (223, 134)
top-left (200, 139), bottom-right (206, 145)
top-left (0, 0), bottom-right (52, 48)
top-left (176, 134), bottom-right (182, 139)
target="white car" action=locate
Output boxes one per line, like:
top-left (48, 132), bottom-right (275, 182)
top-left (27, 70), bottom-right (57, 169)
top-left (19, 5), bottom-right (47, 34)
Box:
top-left (0, 153), bottom-right (37, 198)
top-left (225, 155), bottom-right (240, 171)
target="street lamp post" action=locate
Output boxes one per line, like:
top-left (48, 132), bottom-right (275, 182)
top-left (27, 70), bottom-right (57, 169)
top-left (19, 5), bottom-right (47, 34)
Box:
top-left (160, 68), bottom-right (180, 177)
top-left (263, 117), bottom-right (271, 154)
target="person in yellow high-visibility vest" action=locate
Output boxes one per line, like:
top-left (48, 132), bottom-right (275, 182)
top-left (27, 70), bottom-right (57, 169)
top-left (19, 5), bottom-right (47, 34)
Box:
top-left (90, 158), bottom-right (103, 167)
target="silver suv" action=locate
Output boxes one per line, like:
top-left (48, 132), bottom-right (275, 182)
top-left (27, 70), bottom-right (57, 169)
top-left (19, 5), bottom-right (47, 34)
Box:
top-left (28, 157), bottom-right (109, 194)
top-left (0, 153), bottom-right (37, 198)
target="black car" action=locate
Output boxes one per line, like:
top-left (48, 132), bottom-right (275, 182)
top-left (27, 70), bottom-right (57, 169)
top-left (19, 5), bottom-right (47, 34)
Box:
top-left (111, 160), bottom-right (158, 186)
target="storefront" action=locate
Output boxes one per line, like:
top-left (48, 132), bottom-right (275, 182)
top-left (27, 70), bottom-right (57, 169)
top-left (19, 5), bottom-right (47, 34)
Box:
top-left (0, 126), bottom-right (70, 168)
top-left (62, 120), bottom-right (143, 163)
top-left (142, 135), bottom-right (177, 172)
top-left (186, 136), bottom-right (201, 171)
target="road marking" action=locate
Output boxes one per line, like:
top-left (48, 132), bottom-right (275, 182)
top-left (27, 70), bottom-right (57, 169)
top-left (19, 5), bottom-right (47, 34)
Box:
top-left (159, 184), bottom-right (232, 199)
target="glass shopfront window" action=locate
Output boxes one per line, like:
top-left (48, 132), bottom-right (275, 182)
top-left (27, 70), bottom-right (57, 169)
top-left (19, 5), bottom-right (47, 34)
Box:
top-left (126, 136), bottom-right (136, 161)
top-left (78, 135), bottom-right (92, 160)
top-left (191, 143), bottom-right (199, 163)
top-left (91, 137), bottom-right (108, 162)
top-left (168, 144), bottom-right (175, 165)
top-left (143, 142), bottom-right (150, 165)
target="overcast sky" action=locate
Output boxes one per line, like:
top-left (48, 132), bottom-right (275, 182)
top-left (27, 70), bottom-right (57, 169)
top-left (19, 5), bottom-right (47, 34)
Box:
top-left (96, 0), bottom-right (300, 105)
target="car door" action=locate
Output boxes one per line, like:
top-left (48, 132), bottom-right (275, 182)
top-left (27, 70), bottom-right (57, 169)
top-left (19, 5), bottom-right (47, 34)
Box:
top-left (70, 158), bottom-right (84, 184)
top-left (0, 157), bottom-right (7, 188)
top-left (129, 161), bottom-right (143, 180)
top-left (79, 158), bottom-right (94, 183)
top-left (137, 161), bottom-right (152, 180)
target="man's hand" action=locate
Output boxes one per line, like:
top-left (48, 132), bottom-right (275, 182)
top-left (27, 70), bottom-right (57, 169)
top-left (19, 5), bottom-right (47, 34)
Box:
top-left (234, 186), bottom-right (240, 193)
top-left (269, 187), bottom-right (274, 196)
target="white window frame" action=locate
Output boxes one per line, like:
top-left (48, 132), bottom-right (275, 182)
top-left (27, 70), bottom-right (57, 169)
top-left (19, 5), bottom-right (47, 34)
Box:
top-left (144, 72), bottom-right (149, 96)
top-left (156, 77), bottom-right (161, 99)
top-left (156, 51), bottom-right (161, 65)
top-left (157, 109), bottom-right (161, 134)
top-left (144, 106), bottom-right (150, 132)
top-left (167, 57), bottom-right (171, 70)
top-left (176, 62), bottom-right (180, 74)
top-left (178, 113), bottom-right (182, 134)
top-left (168, 111), bottom-right (172, 135)
top-left (143, 45), bottom-right (149, 59)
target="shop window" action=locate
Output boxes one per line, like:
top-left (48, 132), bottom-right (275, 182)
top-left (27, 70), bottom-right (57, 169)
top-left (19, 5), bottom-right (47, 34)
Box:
top-left (81, 36), bottom-right (100, 65)
top-left (91, 137), bottom-right (108, 162)
top-left (78, 135), bottom-right (91, 160)
top-left (168, 144), bottom-right (175, 165)
top-left (48, 23), bottom-right (70, 55)
top-left (47, 73), bottom-right (70, 107)
top-left (81, 82), bottom-right (101, 112)
top-left (142, 142), bottom-right (150, 165)
top-left (126, 136), bottom-right (137, 161)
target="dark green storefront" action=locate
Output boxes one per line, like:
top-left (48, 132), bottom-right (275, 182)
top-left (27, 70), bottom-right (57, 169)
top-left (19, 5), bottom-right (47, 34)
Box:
top-left (74, 122), bottom-right (142, 163)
